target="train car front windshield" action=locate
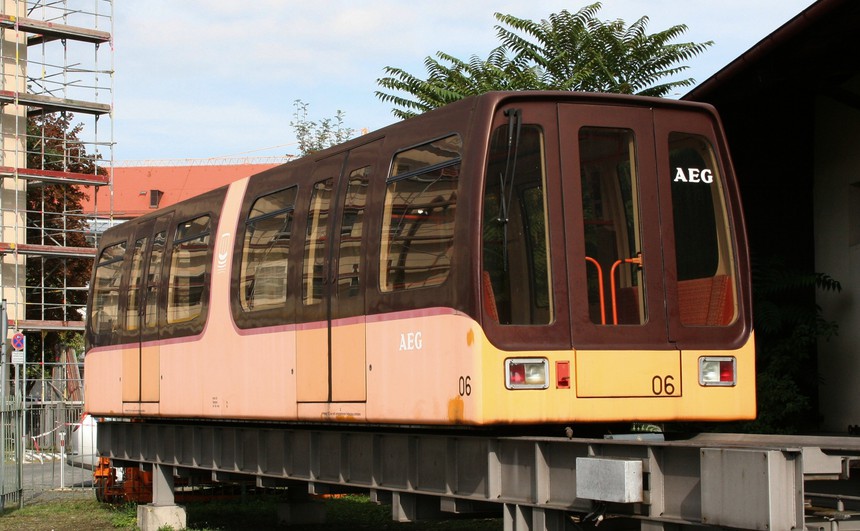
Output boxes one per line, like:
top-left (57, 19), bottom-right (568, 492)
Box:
top-left (480, 99), bottom-right (749, 362)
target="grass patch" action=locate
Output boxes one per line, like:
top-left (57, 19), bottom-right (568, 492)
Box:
top-left (0, 496), bottom-right (136, 531)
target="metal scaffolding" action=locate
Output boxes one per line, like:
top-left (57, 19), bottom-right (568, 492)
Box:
top-left (0, 0), bottom-right (111, 329)
top-left (0, 0), bottom-right (112, 503)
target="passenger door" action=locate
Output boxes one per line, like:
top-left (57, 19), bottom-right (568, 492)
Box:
top-left (121, 214), bottom-right (171, 413)
top-left (558, 104), bottom-right (678, 398)
top-left (328, 141), bottom-right (378, 402)
top-left (296, 141), bottom-right (379, 404)
top-left (560, 104), bottom-right (668, 343)
top-left (296, 156), bottom-right (341, 403)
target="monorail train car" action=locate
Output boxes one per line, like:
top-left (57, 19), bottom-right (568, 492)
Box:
top-left (84, 91), bottom-right (754, 427)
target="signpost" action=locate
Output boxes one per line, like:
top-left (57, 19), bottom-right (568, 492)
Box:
top-left (10, 332), bottom-right (24, 365)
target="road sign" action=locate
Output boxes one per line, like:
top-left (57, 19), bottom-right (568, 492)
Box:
top-left (11, 332), bottom-right (25, 351)
top-left (11, 332), bottom-right (25, 365)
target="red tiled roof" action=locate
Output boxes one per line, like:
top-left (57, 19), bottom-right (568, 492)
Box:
top-left (81, 163), bottom-right (278, 218)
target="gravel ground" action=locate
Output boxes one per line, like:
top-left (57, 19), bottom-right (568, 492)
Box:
top-left (21, 487), bottom-right (94, 504)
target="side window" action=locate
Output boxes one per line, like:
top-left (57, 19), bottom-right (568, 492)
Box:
top-left (125, 237), bottom-right (147, 332)
top-left (669, 132), bottom-right (737, 326)
top-left (579, 127), bottom-right (646, 326)
top-left (380, 135), bottom-right (461, 292)
top-left (91, 241), bottom-right (127, 337)
top-left (167, 216), bottom-right (211, 324)
top-left (239, 187), bottom-right (297, 312)
top-left (482, 125), bottom-right (552, 325)
top-left (336, 168), bottom-right (369, 300)
top-left (145, 230), bottom-right (166, 330)
top-left (303, 179), bottom-right (334, 305)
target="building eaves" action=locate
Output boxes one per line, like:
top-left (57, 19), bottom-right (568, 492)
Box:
top-left (684, 0), bottom-right (849, 102)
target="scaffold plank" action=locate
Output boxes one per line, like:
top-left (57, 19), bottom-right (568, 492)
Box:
top-left (5, 319), bottom-right (85, 331)
top-left (0, 166), bottom-right (109, 186)
top-left (0, 90), bottom-right (111, 115)
top-left (0, 242), bottom-right (96, 258)
top-left (0, 14), bottom-right (110, 44)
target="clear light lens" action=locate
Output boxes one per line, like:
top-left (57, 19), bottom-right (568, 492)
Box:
top-left (699, 357), bottom-right (736, 386)
top-left (505, 358), bottom-right (549, 389)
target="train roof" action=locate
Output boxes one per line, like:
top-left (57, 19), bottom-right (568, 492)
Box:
top-left (102, 90), bottom-right (722, 236)
top-left (268, 90), bottom-right (721, 168)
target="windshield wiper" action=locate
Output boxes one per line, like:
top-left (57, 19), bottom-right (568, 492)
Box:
top-left (497, 108), bottom-right (522, 270)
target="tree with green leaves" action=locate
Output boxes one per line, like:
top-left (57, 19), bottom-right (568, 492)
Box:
top-left (290, 99), bottom-right (355, 156)
top-left (376, 2), bottom-right (712, 119)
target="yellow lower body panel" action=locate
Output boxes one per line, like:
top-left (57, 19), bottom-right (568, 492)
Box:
top-left (479, 330), bottom-right (756, 424)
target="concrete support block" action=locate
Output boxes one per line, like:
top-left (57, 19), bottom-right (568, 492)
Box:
top-left (137, 504), bottom-right (186, 531)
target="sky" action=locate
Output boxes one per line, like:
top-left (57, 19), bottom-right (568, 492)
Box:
top-left (112, 0), bottom-right (816, 163)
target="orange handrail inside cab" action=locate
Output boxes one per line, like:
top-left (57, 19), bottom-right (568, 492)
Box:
top-left (584, 256), bottom-right (606, 325)
top-left (609, 255), bottom-right (643, 325)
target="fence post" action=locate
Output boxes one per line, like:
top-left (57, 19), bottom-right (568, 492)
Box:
top-left (60, 432), bottom-right (66, 489)
top-left (1, 299), bottom-right (6, 510)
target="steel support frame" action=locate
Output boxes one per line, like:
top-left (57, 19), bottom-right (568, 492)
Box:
top-left (98, 421), bottom-right (858, 530)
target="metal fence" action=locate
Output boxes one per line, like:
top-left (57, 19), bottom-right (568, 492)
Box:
top-left (0, 397), bottom-right (22, 510)
top-left (1, 346), bottom-right (94, 510)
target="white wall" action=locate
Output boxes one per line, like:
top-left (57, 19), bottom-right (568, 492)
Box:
top-left (815, 94), bottom-right (860, 432)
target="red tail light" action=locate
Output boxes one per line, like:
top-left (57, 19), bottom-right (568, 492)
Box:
top-left (505, 358), bottom-right (549, 390)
